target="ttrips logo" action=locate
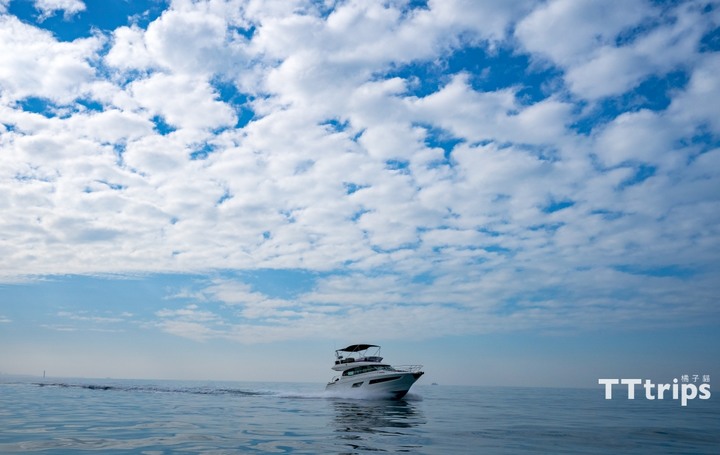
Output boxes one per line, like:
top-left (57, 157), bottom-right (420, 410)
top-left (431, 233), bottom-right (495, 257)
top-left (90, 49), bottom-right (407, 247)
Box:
top-left (599, 376), bottom-right (711, 406)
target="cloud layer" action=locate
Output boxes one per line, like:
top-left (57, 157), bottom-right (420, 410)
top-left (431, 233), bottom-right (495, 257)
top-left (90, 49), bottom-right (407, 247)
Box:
top-left (1, 0), bottom-right (719, 342)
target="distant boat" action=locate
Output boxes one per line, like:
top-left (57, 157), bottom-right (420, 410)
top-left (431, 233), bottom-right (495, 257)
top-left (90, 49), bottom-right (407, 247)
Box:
top-left (325, 344), bottom-right (424, 399)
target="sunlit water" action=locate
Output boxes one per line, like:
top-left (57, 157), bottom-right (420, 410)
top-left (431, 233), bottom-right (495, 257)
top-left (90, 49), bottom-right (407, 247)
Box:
top-left (1, 378), bottom-right (718, 454)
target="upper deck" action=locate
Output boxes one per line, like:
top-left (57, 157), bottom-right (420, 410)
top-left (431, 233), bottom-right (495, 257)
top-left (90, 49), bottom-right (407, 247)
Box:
top-left (331, 344), bottom-right (385, 371)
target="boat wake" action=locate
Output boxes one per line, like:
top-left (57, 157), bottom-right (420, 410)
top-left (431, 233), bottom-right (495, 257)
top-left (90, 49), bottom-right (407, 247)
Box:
top-left (33, 381), bottom-right (277, 397)
top-left (324, 387), bottom-right (424, 401)
top-left (30, 381), bottom-right (422, 401)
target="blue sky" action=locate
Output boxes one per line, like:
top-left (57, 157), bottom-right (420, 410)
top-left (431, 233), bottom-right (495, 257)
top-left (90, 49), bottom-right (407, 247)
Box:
top-left (1, 0), bottom-right (719, 387)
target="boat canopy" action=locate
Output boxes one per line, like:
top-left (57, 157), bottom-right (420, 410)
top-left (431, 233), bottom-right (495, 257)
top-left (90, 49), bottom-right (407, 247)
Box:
top-left (337, 344), bottom-right (379, 353)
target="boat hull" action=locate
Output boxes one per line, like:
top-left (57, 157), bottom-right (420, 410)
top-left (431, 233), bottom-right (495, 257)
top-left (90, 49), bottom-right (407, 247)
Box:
top-left (325, 371), bottom-right (423, 399)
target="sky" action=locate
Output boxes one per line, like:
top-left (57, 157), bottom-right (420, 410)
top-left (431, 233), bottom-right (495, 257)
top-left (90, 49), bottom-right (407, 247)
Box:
top-left (0, 0), bottom-right (719, 388)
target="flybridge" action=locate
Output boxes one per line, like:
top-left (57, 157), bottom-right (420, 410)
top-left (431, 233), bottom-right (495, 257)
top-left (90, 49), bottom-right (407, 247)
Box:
top-left (335, 344), bottom-right (380, 353)
top-left (334, 344), bottom-right (383, 365)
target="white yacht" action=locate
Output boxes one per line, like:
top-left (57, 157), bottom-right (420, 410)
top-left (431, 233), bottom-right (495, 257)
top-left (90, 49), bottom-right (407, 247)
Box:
top-left (325, 344), bottom-right (424, 399)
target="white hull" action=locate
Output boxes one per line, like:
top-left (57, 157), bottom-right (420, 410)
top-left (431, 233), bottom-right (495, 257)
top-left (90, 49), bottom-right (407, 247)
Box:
top-left (325, 371), bottom-right (422, 399)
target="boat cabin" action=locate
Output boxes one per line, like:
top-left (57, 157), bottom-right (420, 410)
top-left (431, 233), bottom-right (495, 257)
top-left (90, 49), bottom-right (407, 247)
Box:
top-left (341, 364), bottom-right (395, 377)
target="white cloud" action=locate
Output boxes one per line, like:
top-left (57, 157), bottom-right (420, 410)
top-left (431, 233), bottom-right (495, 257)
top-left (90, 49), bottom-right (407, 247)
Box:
top-left (564, 2), bottom-right (709, 99)
top-left (128, 73), bottom-right (236, 130)
top-left (152, 275), bottom-right (486, 343)
top-left (426, 0), bottom-right (532, 44)
top-left (517, 0), bottom-right (714, 100)
top-left (668, 52), bottom-right (720, 133)
top-left (39, 309), bottom-right (133, 334)
top-left (105, 25), bottom-right (155, 71)
top-left (34, 0), bottom-right (85, 20)
top-left (0, 15), bottom-right (101, 103)
top-left (408, 74), bottom-right (575, 146)
top-left (105, 2), bottom-right (254, 83)
top-left (146, 8), bottom-right (249, 75)
top-left (516, 0), bottom-right (649, 67)
top-left (1, 0), bottom-right (718, 339)
top-left (57, 310), bottom-right (124, 324)
top-left (70, 108), bottom-right (155, 143)
top-left (593, 109), bottom-right (677, 167)
top-left (155, 313), bottom-right (224, 342)
top-left (198, 279), bottom-right (300, 319)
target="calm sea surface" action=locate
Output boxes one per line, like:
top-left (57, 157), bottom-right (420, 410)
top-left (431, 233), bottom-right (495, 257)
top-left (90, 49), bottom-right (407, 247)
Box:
top-left (1, 377), bottom-right (718, 454)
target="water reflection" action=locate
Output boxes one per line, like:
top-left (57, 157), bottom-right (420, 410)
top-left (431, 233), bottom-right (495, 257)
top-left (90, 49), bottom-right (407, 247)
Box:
top-left (331, 398), bottom-right (427, 453)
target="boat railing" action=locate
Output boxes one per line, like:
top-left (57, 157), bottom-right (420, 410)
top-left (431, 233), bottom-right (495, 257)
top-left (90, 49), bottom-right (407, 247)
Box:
top-left (392, 364), bottom-right (423, 373)
top-left (358, 356), bottom-right (383, 363)
top-left (335, 355), bottom-right (384, 365)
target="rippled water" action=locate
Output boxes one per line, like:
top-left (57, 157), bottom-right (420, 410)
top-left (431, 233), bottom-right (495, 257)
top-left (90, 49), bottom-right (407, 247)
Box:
top-left (1, 378), bottom-right (718, 454)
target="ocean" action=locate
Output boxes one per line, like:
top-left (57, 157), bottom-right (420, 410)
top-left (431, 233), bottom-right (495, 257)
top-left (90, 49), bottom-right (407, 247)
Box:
top-left (1, 377), bottom-right (718, 454)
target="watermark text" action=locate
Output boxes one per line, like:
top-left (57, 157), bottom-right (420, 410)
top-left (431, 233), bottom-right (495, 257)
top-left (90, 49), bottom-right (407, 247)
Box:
top-left (599, 376), bottom-right (711, 406)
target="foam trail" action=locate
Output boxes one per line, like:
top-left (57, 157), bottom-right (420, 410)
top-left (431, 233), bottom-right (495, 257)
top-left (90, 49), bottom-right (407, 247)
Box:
top-left (323, 387), bottom-right (414, 401)
top-left (33, 382), bottom-right (274, 397)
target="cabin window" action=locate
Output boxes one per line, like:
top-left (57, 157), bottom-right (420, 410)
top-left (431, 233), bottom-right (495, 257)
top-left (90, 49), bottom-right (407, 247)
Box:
top-left (368, 376), bottom-right (401, 385)
top-left (342, 365), bottom-right (394, 377)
